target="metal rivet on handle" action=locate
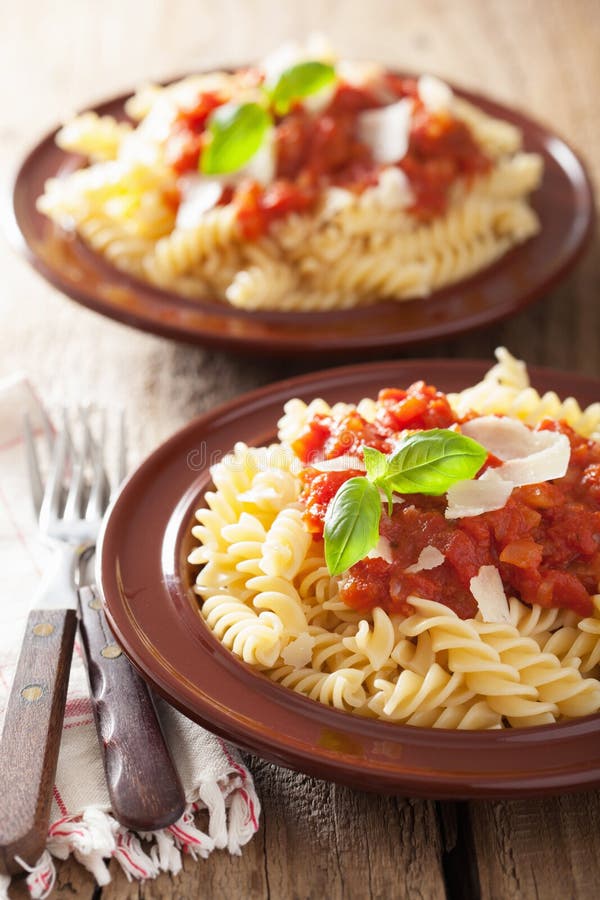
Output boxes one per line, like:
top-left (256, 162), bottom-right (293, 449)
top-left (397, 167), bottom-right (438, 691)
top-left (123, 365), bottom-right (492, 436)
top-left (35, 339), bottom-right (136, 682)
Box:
top-left (32, 622), bottom-right (55, 637)
top-left (101, 644), bottom-right (122, 659)
top-left (21, 684), bottom-right (44, 702)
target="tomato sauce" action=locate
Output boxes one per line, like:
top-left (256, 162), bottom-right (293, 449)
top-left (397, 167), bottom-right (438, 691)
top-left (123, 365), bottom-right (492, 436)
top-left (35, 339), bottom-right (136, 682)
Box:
top-left (293, 382), bottom-right (459, 463)
top-left (164, 73), bottom-right (490, 238)
top-left (165, 91), bottom-right (223, 175)
top-left (297, 384), bottom-right (600, 619)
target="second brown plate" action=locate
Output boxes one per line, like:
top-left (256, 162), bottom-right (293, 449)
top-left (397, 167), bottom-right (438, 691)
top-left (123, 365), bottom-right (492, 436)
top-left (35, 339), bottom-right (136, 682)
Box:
top-left (98, 359), bottom-right (600, 798)
top-left (9, 79), bottom-right (594, 356)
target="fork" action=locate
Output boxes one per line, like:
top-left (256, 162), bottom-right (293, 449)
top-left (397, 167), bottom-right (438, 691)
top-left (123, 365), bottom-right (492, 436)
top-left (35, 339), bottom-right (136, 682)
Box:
top-left (0, 409), bottom-right (185, 875)
top-left (0, 408), bottom-right (109, 875)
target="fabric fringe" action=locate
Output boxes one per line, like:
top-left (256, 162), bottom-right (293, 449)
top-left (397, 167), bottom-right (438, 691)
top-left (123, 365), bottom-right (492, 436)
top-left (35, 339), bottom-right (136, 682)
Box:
top-left (6, 776), bottom-right (260, 896)
top-left (12, 851), bottom-right (56, 899)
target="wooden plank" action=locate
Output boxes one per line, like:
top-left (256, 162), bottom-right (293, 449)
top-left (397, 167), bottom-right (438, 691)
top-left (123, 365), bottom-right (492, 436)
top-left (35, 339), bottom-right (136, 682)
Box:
top-left (254, 760), bottom-right (445, 900)
top-left (470, 794), bottom-right (600, 900)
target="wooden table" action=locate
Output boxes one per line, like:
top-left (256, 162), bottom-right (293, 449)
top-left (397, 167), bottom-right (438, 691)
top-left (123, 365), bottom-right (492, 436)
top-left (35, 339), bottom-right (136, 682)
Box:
top-left (3, 0), bottom-right (600, 896)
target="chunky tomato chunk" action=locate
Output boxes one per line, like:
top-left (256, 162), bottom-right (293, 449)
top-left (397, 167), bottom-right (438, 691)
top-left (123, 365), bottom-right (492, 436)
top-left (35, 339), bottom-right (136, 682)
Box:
top-left (165, 92), bottom-right (223, 174)
top-left (400, 109), bottom-right (491, 220)
top-left (300, 468), bottom-right (362, 534)
top-left (235, 179), bottom-right (318, 240)
top-left (292, 381), bottom-right (459, 464)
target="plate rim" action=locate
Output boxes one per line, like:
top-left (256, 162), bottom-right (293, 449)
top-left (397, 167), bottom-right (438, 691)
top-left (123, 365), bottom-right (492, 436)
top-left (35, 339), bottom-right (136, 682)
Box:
top-left (98, 357), bottom-right (600, 798)
top-left (8, 74), bottom-right (596, 356)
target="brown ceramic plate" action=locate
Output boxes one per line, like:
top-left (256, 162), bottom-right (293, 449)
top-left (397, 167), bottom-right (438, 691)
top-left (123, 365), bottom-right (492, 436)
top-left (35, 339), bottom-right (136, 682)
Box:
top-left (9, 78), bottom-right (594, 357)
top-left (98, 358), bottom-right (600, 798)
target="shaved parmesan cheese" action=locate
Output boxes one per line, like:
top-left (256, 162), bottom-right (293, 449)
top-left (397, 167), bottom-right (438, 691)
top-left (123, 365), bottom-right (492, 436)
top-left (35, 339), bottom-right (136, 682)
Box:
top-left (176, 176), bottom-right (223, 228)
top-left (337, 60), bottom-right (385, 88)
top-left (357, 98), bottom-right (412, 164)
top-left (319, 187), bottom-right (354, 223)
top-left (405, 546), bottom-right (445, 573)
top-left (496, 432), bottom-right (570, 485)
top-left (470, 565), bottom-right (510, 623)
top-left (445, 416), bottom-right (571, 518)
top-left (310, 455), bottom-right (366, 472)
top-left (445, 468), bottom-right (514, 519)
top-left (367, 536), bottom-right (394, 564)
top-left (134, 95), bottom-right (177, 142)
top-left (461, 416), bottom-right (570, 485)
top-left (461, 416), bottom-right (540, 461)
top-left (363, 167), bottom-right (413, 209)
top-left (282, 633), bottom-right (316, 669)
top-left (417, 75), bottom-right (453, 112)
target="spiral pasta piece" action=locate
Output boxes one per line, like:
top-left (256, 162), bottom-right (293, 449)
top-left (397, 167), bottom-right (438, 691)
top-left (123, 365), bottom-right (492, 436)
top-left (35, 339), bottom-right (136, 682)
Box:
top-left (342, 607), bottom-right (397, 671)
top-left (406, 699), bottom-right (502, 730)
top-left (75, 213), bottom-right (153, 277)
top-left (56, 112), bottom-right (133, 161)
top-left (536, 626), bottom-right (600, 674)
top-left (260, 508), bottom-right (312, 580)
top-left (507, 596), bottom-right (579, 637)
top-left (476, 622), bottom-right (600, 721)
top-left (246, 574), bottom-right (309, 635)
top-left (225, 243), bottom-right (299, 310)
top-left (149, 206), bottom-right (239, 280)
top-left (452, 97), bottom-right (523, 157)
top-left (368, 665), bottom-right (472, 721)
top-left (391, 632), bottom-right (438, 677)
top-left (268, 665), bottom-right (367, 711)
top-left (201, 594), bottom-right (285, 667)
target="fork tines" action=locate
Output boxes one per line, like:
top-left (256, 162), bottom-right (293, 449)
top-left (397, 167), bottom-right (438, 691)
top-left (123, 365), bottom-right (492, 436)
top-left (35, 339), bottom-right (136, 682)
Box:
top-left (23, 407), bottom-right (126, 528)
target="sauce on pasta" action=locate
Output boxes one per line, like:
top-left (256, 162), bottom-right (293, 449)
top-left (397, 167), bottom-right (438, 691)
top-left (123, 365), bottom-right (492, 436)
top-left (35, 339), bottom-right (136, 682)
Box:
top-left (164, 74), bottom-right (491, 239)
top-left (296, 384), bottom-right (600, 620)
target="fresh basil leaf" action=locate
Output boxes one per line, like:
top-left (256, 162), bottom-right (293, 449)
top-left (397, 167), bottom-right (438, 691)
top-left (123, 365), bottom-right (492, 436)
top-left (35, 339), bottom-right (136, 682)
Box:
top-left (200, 102), bottom-right (271, 175)
top-left (363, 446), bottom-right (393, 514)
top-left (324, 477), bottom-right (381, 577)
top-left (363, 446), bottom-right (388, 482)
top-left (375, 428), bottom-right (487, 496)
top-left (271, 61), bottom-right (336, 115)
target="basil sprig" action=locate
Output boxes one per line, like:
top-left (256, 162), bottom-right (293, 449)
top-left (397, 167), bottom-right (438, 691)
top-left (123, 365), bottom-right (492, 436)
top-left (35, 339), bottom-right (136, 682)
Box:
top-left (200, 102), bottom-right (271, 175)
top-left (270, 61), bottom-right (336, 115)
top-left (199, 62), bottom-right (337, 174)
top-left (323, 429), bottom-right (487, 576)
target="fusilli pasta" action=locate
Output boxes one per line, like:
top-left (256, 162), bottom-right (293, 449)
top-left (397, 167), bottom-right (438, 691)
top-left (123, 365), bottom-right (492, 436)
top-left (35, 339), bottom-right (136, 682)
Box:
top-left (190, 351), bottom-right (600, 729)
top-left (38, 49), bottom-right (543, 312)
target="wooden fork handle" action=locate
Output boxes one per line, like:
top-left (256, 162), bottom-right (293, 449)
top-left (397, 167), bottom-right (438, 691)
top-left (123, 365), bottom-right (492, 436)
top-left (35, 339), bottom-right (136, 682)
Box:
top-left (78, 585), bottom-right (186, 831)
top-left (0, 607), bottom-right (77, 875)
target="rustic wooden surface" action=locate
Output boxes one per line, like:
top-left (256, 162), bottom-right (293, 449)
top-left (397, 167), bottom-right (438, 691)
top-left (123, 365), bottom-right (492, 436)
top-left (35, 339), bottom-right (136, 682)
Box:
top-left (2, 0), bottom-right (600, 897)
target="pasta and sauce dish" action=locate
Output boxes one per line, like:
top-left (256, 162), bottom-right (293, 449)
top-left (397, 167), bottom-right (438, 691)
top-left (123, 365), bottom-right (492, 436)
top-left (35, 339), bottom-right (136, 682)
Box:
top-left (38, 39), bottom-right (543, 312)
top-left (189, 350), bottom-right (600, 729)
